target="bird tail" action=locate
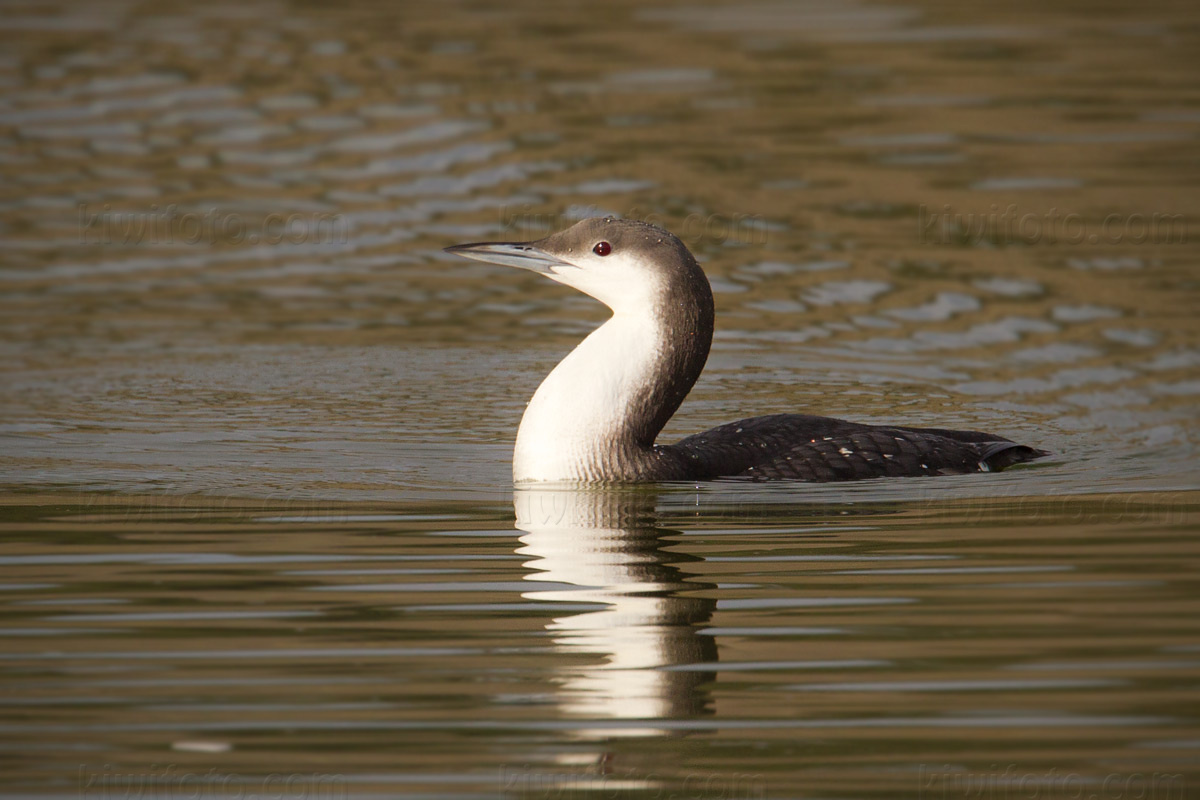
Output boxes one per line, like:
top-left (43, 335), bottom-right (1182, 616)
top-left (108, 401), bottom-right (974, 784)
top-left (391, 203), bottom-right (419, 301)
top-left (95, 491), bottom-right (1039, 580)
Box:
top-left (978, 442), bottom-right (1051, 472)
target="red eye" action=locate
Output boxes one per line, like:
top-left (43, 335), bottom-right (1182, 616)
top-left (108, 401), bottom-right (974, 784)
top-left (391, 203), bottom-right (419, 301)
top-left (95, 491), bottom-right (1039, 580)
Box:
top-left (593, 241), bottom-right (612, 256)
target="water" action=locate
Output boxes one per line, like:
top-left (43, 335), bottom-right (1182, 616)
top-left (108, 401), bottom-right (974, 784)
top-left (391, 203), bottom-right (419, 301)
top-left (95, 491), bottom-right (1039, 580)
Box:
top-left (1, 0), bottom-right (1198, 797)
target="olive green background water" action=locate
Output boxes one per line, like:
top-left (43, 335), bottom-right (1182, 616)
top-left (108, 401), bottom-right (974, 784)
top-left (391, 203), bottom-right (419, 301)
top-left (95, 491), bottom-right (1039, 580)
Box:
top-left (0, 1), bottom-right (1197, 798)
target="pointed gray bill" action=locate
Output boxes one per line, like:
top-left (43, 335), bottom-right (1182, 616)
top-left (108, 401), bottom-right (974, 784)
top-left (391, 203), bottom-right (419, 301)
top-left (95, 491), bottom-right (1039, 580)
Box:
top-left (443, 241), bottom-right (573, 274)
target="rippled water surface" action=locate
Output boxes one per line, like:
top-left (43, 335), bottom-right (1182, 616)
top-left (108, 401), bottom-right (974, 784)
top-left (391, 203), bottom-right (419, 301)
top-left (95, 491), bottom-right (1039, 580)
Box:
top-left (1, 0), bottom-right (1198, 797)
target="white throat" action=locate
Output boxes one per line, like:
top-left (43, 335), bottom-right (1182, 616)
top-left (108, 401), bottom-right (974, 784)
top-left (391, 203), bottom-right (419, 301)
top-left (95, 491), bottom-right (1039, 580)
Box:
top-left (514, 311), bottom-right (664, 483)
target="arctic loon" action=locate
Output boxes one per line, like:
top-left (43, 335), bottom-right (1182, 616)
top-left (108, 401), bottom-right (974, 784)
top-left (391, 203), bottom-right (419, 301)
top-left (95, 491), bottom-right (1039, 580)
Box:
top-left (445, 217), bottom-right (1048, 483)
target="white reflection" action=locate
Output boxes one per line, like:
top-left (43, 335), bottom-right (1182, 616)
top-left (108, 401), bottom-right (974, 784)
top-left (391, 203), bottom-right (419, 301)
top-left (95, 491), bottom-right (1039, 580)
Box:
top-left (514, 488), bottom-right (716, 738)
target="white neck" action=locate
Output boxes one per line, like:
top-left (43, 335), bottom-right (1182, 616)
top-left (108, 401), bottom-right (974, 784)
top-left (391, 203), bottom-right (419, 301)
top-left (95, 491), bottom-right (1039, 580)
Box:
top-left (514, 311), bottom-right (663, 483)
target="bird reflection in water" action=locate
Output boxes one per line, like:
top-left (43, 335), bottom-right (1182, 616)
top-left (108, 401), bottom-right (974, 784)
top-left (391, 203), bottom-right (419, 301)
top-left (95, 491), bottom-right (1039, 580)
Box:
top-left (514, 487), bottom-right (718, 739)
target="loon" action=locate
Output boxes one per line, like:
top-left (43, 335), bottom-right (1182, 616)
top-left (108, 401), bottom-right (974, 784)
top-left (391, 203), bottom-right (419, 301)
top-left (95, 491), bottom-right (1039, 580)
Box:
top-left (445, 217), bottom-right (1048, 483)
